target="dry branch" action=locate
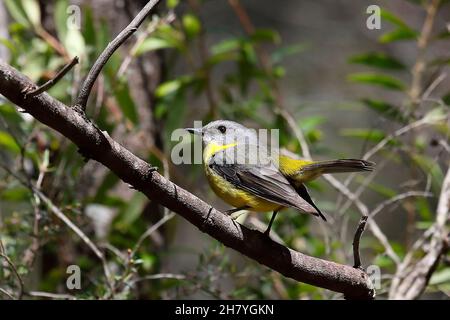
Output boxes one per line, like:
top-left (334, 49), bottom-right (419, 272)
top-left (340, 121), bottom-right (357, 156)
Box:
top-left (389, 168), bottom-right (450, 299)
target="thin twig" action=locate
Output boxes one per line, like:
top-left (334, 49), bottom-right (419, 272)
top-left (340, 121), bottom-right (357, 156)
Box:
top-left (422, 72), bottom-right (447, 101)
top-left (325, 175), bottom-right (401, 265)
top-left (369, 191), bottom-right (433, 219)
top-left (439, 139), bottom-right (450, 154)
top-left (26, 291), bottom-right (76, 300)
top-left (363, 117), bottom-right (431, 160)
top-left (0, 163), bottom-right (115, 296)
top-left (228, 0), bottom-right (284, 116)
top-left (23, 56), bottom-right (79, 98)
top-left (34, 190), bottom-right (115, 296)
top-left (389, 168), bottom-right (450, 299)
top-left (0, 288), bottom-right (15, 300)
top-left (132, 212), bottom-right (175, 257)
top-left (353, 216), bottom-right (368, 269)
top-left (188, 0), bottom-right (218, 117)
top-left (75, 0), bottom-right (161, 110)
top-left (0, 253), bottom-right (24, 299)
top-left (409, 0), bottom-right (441, 106)
top-left (117, 11), bottom-right (176, 78)
top-left (35, 27), bottom-right (69, 60)
top-left (132, 273), bottom-right (186, 282)
top-left (338, 160), bottom-right (385, 218)
top-left (338, 114), bottom-right (444, 214)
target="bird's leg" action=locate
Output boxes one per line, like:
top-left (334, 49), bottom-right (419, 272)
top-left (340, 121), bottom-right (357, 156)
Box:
top-left (224, 206), bottom-right (250, 216)
top-left (264, 210), bottom-right (278, 236)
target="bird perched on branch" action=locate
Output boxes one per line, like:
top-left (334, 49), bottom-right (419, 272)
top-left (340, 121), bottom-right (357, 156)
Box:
top-left (186, 120), bottom-right (374, 236)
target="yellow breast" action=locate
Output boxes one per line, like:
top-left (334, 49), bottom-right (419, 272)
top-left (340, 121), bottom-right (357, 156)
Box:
top-left (203, 142), bottom-right (281, 212)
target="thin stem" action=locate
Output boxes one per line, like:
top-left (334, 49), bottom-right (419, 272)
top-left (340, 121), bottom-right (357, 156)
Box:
top-left (0, 253), bottom-right (25, 299)
top-left (26, 291), bottom-right (76, 300)
top-left (24, 56), bottom-right (79, 98)
top-left (75, 0), bottom-right (161, 110)
top-left (117, 11), bottom-right (176, 78)
top-left (353, 216), bottom-right (368, 269)
top-left (0, 288), bottom-right (15, 300)
top-left (369, 191), bottom-right (433, 219)
top-left (189, 0), bottom-right (218, 118)
top-left (409, 0), bottom-right (440, 106)
top-left (0, 163), bottom-right (115, 297)
top-left (132, 212), bottom-right (175, 257)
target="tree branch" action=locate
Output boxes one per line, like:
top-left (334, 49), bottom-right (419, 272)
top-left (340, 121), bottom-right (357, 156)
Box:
top-left (353, 216), bottom-right (368, 269)
top-left (75, 0), bottom-right (161, 110)
top-left (23, 56), bottom-right (79, 98)
top-left (0, 61), bottom-right (375, 299)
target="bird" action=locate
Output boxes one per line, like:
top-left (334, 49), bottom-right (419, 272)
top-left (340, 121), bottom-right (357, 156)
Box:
top-left (185, 120), bottom-right (375, 236)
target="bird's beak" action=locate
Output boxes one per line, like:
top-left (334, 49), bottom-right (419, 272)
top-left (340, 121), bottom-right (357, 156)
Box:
top-left (185, 127), bottom-right (203, 136)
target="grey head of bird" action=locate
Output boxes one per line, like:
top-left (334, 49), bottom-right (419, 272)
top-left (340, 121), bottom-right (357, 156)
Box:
top-left (185, 120), bottom-right (258, 146)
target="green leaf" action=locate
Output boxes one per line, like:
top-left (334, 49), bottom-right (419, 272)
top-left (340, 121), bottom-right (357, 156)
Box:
top-left (380, 9), bottom-right (411, 29)
top-left (373, 254), bottom-right (395, 268)
top-left (155, 80), bottom-right (183, 98)
top-left (211, 38), bottom-right (241, 55)
top-left (0, 104), bottom-right (23, 124)
top-left (182, 14), bottom-right (201, 38)
top-left (116, 192), bottom-right (146, 228)
top-left (54, 0), bottom-right (69, 41)
top-left (442, 92), bottom-right (450, 106)
top-left (21, 0), bottom-right (41, 28)
top-left (298, 116), bottom-right (326, 132)
top-left (349, 52), bottom-right (405, 70)
top-left (405, 0), bottom-right (423, 5)
top-left (271, 43), bottom-right (308, 64)
top-left (153, 24), bottom-right (185, 52)
top-left (415, 221), bottom-right (433, 230)
top-left (134, 38), bottom-right (174, 55)
top-left (412, 154), bottom-right (444, 192)
top-left (164, 92), bottom-right (187, 139)
top-left (423, 107), bottom-right (447, 123)
top-left (429, 269), bottom-right (450, 285)
top-left (0, 38), bottom-right (17, 55)
top-left (114, 82), bottom-right (139, 125)
top-left (93, 172), bottom-right (119, 203)
top-left (435, 29), bottom-right (450, 40)
top-left (167, 0), bottom-right (179, 9)
top-left (1, 186), bottom-right (30, 202)
top-left (155, 76), bottom-right (193, 98)
top-left (379, 28), bottom-right (418, 43)
top-left (347, 72), bottom-right (405, 91)
top-left (82, 6), bottom-right (96, 49)
top-left (340, 128), bottom-right (386, 143)
top-left (4, 0), bottom-right (31, 28)
top-left (64, 27), bottom-right (86, 59)
top-left (250, 28), bottom-right (280, 44)
top-left (361, 98), bottom-right (406, 122)
top-left (358, 177), bottom-right (397, 199)
top-left (416, 197), bottom-right (432, 221)
top-left (0, 131), bottom-right (20, 153)
top-left (207, 51), bottom-right (239, 66)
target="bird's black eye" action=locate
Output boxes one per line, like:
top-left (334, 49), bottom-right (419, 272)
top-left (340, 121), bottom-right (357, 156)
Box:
top-left (218, 125), bottom-right (226, 134)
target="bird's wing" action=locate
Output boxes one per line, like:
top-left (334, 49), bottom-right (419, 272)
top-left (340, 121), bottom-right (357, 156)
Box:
top-left (294, 183), bottom-right (326, 221)
top-left (208, 148), bottom-right (319, 215)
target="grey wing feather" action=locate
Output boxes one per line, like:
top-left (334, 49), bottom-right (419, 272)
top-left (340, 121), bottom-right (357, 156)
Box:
top-left (209, 148), bottom-right (319, 215)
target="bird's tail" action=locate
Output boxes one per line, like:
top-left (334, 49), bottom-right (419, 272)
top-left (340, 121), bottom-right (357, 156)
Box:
top-left (301, 159), bottom-right (375, 175)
